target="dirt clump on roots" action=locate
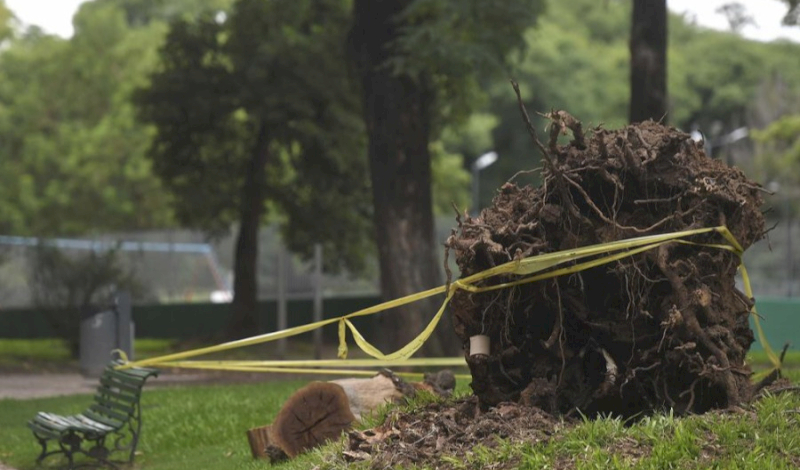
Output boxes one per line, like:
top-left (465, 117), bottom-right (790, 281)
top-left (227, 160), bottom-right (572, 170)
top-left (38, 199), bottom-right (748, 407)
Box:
top-left (444, 107), bottom-right (766, 418)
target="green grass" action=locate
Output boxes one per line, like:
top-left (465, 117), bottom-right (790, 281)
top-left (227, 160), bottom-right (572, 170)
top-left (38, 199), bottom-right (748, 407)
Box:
top-left (748, 350), bottom-right (800, 368)
top-left (1, 340), bottom-right (798, 469)
top-left (1, 376), bottom-right (799, 470)
top-left (0, 380), bottom-right (326, 470)
top-left (0, 339), bottom-right (176, 371)
top-left (510, 391), bottom-right (800, 470)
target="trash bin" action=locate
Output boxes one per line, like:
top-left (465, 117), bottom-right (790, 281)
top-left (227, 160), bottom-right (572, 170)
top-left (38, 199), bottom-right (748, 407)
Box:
top-left (79, 291), bottom-right (135, 377)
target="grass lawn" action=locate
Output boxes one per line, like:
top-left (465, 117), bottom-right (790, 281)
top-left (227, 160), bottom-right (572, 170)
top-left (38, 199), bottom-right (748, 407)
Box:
top-left (0, 339), bottom-right (175, 372)
top-left (436, 391), bottom-right (800, 470)
top-left (1, 372), bottom-right (799, 470)
top-left (0, 380), bottom-right (324, 470)
top-left (1, 338), bottom-right (798, 469)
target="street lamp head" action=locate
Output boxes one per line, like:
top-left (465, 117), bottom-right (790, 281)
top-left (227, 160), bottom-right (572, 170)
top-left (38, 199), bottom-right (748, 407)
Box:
top-left (472, 151), bottom-right (498, 171)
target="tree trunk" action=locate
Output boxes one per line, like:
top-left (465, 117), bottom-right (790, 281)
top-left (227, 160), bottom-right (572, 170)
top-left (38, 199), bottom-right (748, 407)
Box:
top-left (227, 123), bottom-right (270, 340)
top-left (349, 0), bottom-right (459, 357)
top-left (629, 0), bottom-right (668, 123)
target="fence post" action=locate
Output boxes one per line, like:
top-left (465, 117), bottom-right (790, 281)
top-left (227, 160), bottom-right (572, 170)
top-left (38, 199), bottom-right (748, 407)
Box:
top-left (116, 290), bottom-right (134, 360)
top-left (277, 248), bottom-right (288, 358)
top-left (313, 244), bottom-right (323, 359)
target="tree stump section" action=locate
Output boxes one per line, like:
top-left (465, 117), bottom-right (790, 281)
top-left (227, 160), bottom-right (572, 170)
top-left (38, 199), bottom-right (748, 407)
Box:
top-left (445, 113), bottom-right (766, 417)
top-left (247, 370), bottom-right (456, 461)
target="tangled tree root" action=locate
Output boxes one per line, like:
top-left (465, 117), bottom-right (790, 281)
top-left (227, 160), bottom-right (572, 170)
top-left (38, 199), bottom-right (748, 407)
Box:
top-left (445, 102), bottom-right (766, 417)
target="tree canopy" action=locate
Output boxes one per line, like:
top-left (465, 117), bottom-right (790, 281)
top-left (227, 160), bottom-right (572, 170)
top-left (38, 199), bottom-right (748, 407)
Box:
top-left (1, 0), bottom-right (799, 309)
top-left (0, 2), bottom-right (174, 236)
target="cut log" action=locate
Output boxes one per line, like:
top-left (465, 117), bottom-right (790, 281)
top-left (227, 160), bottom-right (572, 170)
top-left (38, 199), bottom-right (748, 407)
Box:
top-left (269, 381), bottom-right (356, 458)
top-left (249, 370), bottom-right (457, 460)
top-left (245, 425), bottom-right (271, 459)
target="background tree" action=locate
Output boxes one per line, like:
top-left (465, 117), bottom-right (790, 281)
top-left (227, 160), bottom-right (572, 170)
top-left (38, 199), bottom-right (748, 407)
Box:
top-left (629, 0), bottom-right (668, 123)
top-left (716, 2), bottom-right (756, 34)
top-left (782, 0), bottom-right (799, 25)
top-left (0, 0), bottom-right (14, 42)
top-left (28, 245), bottom-right (146, 358)
top-left (348, 0), bottom-right (543, 355)
top-left (0, 2), bottom-right (174, 236)
top-left (136, 0), bottom-right (370, 339)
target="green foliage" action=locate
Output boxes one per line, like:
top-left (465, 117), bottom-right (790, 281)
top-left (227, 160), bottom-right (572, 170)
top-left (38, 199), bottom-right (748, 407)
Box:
top-left (751, 114), bottom-right (800, 195)
top-left (451, 0), bottom-right (800, 206)
top-left (87, 0), bottom-right (233, 27)
top-left (392, 0), bottom-right (545, 130)
top-left (0, 0), bottom-right (14, 42)
top-left (0, 3), bottom-right (174, 236)
top-left (135, 0), bottom-right (372, 272)
top-left (430, 143), bottom-right (471, 215)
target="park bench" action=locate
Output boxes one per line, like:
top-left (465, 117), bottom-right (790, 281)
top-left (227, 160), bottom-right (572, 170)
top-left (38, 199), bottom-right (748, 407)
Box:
top-left (27, 360), bottom-right (159, 469)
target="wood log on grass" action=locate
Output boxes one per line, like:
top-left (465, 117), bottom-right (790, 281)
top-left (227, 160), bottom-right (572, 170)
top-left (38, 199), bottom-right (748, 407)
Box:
top-left (247, 369), bottom-right (455, 461)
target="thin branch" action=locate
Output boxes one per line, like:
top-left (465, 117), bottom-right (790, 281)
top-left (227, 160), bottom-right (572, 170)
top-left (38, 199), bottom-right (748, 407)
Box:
top-left (510, 80), bottom-right (555, 170)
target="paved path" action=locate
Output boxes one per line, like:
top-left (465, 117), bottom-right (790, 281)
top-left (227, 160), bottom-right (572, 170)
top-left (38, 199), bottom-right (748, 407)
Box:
top-left (0, 371), bottom-right (252, 400)
top-left (0, 373), bottom-right (97, 400)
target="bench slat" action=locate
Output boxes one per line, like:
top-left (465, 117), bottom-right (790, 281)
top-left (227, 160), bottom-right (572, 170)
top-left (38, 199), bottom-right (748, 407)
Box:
top-left (89, 404), bottom-right (129, 422)
top-left (33, 414), bottom-right (70, 432)
top-left (93, 394), bottom-right (135, 415)
top-left (99, 376), bottom-right (141, 395)
top-left (34, 413), bottom-right (99, 434)
top-left (80, 410), bottom-right (124, 430)
top-left (27, 421), bottom-right (63, 439)
top-left (118, 366), bottom-right (159, 379)
top-left (104, 369), bottom-right (150, 386)
top-left (95, 387), bottom-right (138, 404)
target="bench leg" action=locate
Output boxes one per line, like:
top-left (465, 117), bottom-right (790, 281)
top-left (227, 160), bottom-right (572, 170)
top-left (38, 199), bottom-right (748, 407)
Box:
top-left (60, 432), bottom-right (83, 470)
top-left (31, 432), bottom-right (81, 468)
top-left (33, 434), bottom-right (49, 464)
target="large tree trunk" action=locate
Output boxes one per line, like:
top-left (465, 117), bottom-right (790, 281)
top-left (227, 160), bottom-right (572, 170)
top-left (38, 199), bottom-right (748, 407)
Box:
top-left (349, 0), bottom-right (459, 356)
top-left (227, 123), bottom-right (270, 340)
top-left (629, 0), bottom-right (668, 123)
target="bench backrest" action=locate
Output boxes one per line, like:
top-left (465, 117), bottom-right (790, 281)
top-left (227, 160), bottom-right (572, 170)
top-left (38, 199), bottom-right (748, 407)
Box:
top-left (85, 362), bottom-right (159, 429)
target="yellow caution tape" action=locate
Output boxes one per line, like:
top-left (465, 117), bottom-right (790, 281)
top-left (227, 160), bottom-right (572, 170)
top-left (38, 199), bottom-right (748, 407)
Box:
top-left (156, 358), bottom-right (468, 368)
top-left (118, 225), bottom-right (779, 377)
top-left (152, 362), bottom-right (471, 381)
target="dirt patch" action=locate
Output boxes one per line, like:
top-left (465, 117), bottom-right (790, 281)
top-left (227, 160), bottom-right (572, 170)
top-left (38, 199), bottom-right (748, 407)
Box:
top-left (342, 379), bottom-right (795, 469)
top-left (346, 396), bottom-right (562, 469)
top-left (444, 108), bottom-right (765, 417)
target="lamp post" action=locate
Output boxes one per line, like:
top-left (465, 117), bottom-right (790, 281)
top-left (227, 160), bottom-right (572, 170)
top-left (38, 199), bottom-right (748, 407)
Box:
top-left (768, 181), bottom-right (794, 297)
top-left (471, 151), bottom-right (498, 216)
top-left (712, 126), bottom-right (748, 166)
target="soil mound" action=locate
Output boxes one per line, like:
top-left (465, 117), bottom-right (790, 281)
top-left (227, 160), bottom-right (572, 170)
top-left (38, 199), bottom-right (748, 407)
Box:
top-left (445, 110), bottom-right (765, 417)
top-left (346, 396), bottom-right (562, 468)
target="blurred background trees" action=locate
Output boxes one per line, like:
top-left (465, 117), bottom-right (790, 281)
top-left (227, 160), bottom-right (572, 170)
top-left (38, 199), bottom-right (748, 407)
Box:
top-left (134, 0), bottom-right (371, 339)
top-left (1, 0), bottom-right (799, 343)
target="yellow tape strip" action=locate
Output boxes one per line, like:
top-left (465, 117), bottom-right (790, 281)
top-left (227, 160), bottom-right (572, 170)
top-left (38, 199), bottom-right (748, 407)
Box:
top-left (160, 358), bottom-right (468, 368)
top-left (153, 361), bottom-right (472, 381)
top-left (119, 225), bottom-right (779, 376)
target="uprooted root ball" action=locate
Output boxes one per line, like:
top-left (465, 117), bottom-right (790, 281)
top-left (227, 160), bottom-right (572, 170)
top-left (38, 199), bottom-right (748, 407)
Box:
top-left (445, 113), bottom-right (765, 417)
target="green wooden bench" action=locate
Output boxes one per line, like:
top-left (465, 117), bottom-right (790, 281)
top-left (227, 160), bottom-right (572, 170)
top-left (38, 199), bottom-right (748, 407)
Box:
top-left (27, 360), bottom-right (159, 469)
